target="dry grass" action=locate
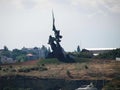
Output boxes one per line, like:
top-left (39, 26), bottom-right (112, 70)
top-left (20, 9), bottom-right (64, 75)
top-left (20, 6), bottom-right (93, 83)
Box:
top-left (0, 59), bottom-right (119, 80)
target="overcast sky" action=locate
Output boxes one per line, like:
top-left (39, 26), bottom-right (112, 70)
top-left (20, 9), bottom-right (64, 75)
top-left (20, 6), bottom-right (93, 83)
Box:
top-left (0, 0), bottom-right (120, 51)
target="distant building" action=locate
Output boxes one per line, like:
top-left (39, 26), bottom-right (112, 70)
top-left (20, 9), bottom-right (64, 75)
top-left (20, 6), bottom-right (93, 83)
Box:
top-left (22, 45), bottom-right (49, 60)
top-left (116, 57), bottom-right (120, 61)
top-left (0, 49), bottom-right (15, 64)
top-left (26, 53), bottom-right (37, 60)
top-left (86, 48), bottom-right (116, 56)
top-left (1, 56), bottom-right (16, 64)
top-left (21, 47), bottom-right (29, 53)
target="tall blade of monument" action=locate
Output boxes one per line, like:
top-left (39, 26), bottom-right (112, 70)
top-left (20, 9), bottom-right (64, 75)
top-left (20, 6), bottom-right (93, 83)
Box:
top-left (52, 11), bottom-right (56, 31)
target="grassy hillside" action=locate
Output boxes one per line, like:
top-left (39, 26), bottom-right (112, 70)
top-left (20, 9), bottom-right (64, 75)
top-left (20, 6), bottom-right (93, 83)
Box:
top-left (0, 59), bottom-right (119, 81)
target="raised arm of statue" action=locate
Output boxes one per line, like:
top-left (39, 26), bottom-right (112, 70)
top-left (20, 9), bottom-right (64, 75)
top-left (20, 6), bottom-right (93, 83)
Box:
top-left (48, 35), bottom-right (57, 51)
top-left (48, 35), bottom-right (55, 45)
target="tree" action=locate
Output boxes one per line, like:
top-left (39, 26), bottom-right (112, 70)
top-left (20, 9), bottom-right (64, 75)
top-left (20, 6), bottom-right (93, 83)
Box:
top-left (1, 46), bottom-right (11, 57)
top-left (0, 56), bottom-right (2, 64)
top-left (77, 45), bottom-right (80, 52)
top-left (3, 46), bottom-right (8, 51)
top-left (11, 49), bottom-right (27, 61)
top-left (12, 49), bottom-right (21, 60)
top-left (16, 54), bottom-right (27, 62)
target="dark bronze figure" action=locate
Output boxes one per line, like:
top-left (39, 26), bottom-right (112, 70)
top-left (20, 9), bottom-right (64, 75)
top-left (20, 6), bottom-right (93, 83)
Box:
top-left (47, 11), bottom-right (74, 62)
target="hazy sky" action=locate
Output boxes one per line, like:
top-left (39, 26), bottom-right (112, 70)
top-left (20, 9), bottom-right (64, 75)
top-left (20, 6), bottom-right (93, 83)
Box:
top-left (0, 0), bottom-right (120, 51)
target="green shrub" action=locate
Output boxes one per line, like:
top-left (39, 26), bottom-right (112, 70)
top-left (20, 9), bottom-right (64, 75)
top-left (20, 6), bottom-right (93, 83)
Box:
top-left (69, 50), bottom-right (93, 58)
top-left (37, 58), bottom-right (61, 65)
top-left (30, 66), bottom-right (39, 71)
top-left (39, 66), bottom-right (48, 71)
top-left (41, 64), bottom-right (45, 66)
top-left (3, 87), bottom-right (11, 90)
top-left (18, 68), bottom-right (23, 72)
top-left (18, 66), bottom-right (47, 72)
top-left (6, 68), bottom-right (9, 71)
top-left (66, 70), bottom-right (70, 75)
top-left (74, 57), bottom-right (91, 63)
top-left (85, 65), bottom-right (88, 69)
top-left (0, 66), bottom-right (2, 70)
top-left (9, 65), bottom-right (13, 68)
top-left (23, 68), bottom-right (30, 72)
top-left (66, 70), bottom-right (73, 78)
top-left (2, 68), bottom-right (6, 72)
top-left (18, 67), bottom-right (30, 72)
top-left (2, 68), bottom-right (9, 72)
top-left (10, 69), bottom-right (16, 72)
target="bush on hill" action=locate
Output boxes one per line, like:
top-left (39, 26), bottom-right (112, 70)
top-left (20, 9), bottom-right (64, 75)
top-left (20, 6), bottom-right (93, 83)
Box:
top-left (68, 49), bottom-right (93, 58)
top-left (96, 48), bottom-right (120, 59)
top-left (37, 58), bottom-right (61, 65)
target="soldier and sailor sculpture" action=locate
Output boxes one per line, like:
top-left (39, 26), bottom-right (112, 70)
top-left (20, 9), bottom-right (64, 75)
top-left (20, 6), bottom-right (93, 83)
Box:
top-left (47, 12), bottom-right (74, 62)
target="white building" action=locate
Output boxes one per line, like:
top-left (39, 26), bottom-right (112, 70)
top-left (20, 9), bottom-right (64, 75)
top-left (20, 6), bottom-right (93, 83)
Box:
top-left (116, 57), bottom-right (120, 61)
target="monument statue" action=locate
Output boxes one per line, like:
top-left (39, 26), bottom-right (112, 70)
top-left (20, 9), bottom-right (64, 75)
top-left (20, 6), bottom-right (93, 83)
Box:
top-left (47, 11), bottom-right (74, 62)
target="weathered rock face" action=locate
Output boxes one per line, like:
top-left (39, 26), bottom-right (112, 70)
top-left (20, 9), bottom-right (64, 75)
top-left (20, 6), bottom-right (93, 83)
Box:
top-left (0, 75), bottom-right (107, 90)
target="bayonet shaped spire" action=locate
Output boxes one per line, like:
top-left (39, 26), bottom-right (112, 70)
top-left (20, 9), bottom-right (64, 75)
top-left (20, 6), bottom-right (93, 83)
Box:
top-left (51, 10), bottom-right (62, 43)
top-left (52, 11), bottom-right (56, 31)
